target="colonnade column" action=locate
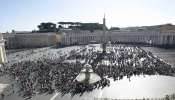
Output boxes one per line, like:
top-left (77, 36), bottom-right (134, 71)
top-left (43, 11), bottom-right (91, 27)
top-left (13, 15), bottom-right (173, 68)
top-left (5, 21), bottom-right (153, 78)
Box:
top-left (61, 38), bottom-right (63, 45)
top-left (173, 36), bottom-right (175, 44)
top-left (134, 35), bottom-right (136, 43)
top-left (66, 37), bottom-right (68, 45)
top-left (154, 35), bottom-right (156, 44)
top-left (0, 45), bottom-right (3, 63)
top-left (127, 35), bottom-right (129, 43)
top-left (67, 37), bottom-right (69, 45)
top-left (0, 43), bottom-right (7, 64)
top-left (63, 38), bottom-right (65, 45)
top-left (71, 37), bottom-right (73, 44)
top-left (170, 35), bottom-right (173, 44)
top-left (136, 35), bottom-right (138, 43)
top-left (64, 37), bottom-right (66, 45)
top-left (158, 35), bottom-right (161, 45)
top-left (155, 36), bottom-right (157, 45)
top-left (64, 37), bottom-right (67, 45)
top-left (160, 36), bottom-right (162, 45)
top-left (153, 35), bottom-right (155, 44)
top-left (158, 36), bottom-right (160, 45)
top-left (1, 45), bottom-right (7, 63)
top-left (65, 37), bottom-right (67, 45)
top-left (162, 36), bottom-right (165, 44)
top-left (164, 36), bottom-right (167, 44)
top-left (157, 36), bottom-right (159, 45)
top-left (155, 35), bottom-right (157, 44)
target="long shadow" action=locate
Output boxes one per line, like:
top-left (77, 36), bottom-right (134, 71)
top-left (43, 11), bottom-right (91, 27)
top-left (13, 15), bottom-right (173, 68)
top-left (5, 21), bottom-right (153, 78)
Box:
top-left (7, 92), bottom-right (13, 96)
top-left (6, 88), bottom-right (12, 91)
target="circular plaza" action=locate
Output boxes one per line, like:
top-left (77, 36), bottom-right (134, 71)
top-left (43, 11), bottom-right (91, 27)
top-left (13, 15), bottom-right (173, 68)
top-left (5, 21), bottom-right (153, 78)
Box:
top-left (0, 44), bottom-right (175, 100)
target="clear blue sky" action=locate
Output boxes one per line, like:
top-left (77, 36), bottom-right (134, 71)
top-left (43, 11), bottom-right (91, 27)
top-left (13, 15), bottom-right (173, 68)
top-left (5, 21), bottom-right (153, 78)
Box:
top-left (0, 0), bottom-right (175, 33)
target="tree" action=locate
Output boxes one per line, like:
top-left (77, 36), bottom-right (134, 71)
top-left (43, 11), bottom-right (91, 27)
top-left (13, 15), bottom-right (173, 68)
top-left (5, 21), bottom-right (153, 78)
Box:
top-left (58, 25), bottom-right (63, 29)
top-left (57, 21), bottom-right (105, 31)
top-left (58, 22), bottom-right (66, 28)
top-left (90, 29), bottom-right (94, 33)
top-left (37, 22), bottom-right (56, 32)
top-left (68, 26), bottom-right (73, 28)
top-left (110, 27), bottom-right (120, 30)
top-left (32, 29), bottom-right (36, 33)
top-left (12, 30), bottom-right (15, 33)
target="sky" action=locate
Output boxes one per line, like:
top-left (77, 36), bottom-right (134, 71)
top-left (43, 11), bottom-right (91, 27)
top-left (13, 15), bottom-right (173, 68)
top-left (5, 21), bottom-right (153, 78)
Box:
top-left (0, 0), bottom-right (175, 33)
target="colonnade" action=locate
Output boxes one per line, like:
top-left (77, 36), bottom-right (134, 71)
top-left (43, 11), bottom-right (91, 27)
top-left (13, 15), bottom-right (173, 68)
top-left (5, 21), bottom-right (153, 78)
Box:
top-left (62, 36), bottom-right (103, 45)
top-left (113, 35), bottom-right (163, 45)
top-left (60, 32), bottom-right (175, 46)
top-left (0, 35), bottom-right (7, 64)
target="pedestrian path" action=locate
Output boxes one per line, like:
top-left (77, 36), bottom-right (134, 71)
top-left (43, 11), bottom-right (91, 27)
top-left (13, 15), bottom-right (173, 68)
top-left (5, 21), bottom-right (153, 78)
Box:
top-left (94, 97), bottom-right (175, 100)
top-left (152, 52), bottom-right (175, 55)
top-left (0, 83), bottom-right (8, 93)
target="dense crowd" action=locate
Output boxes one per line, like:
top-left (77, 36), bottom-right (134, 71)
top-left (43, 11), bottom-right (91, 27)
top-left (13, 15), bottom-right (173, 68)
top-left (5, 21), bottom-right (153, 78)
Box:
top-left (5, 44), bottom-right (175, 98)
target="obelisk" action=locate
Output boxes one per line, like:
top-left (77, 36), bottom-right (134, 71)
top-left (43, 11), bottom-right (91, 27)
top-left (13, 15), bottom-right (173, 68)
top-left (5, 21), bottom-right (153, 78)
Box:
top-left (102, 14), bottom-right (106, 54)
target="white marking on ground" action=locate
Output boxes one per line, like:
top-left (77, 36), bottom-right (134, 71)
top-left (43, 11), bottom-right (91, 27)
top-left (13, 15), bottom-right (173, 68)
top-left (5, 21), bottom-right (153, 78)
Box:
top-left (98, 89), bottom-right (103, 98)
top-left (0, 83), bottom-right (8, 93)
top-left (50, 92), bottom-right (59, 100)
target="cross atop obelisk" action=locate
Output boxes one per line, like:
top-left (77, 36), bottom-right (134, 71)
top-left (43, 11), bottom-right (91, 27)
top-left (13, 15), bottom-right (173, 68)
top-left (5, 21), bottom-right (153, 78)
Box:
top-left (102, 13), bottom-right (106, 54)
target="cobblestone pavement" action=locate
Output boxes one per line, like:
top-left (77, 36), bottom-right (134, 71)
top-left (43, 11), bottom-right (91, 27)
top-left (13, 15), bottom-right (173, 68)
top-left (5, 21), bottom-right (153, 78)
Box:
top-left (141, 46), bottom-right (175, 67)
top-left (0, 45), bottom-right (175, 100)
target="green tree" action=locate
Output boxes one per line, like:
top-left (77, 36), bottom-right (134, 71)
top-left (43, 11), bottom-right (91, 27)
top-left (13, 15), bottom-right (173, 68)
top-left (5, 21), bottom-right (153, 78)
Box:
top-left (110, 27), bottom-right (120, 30)
top-left (58, 22), bottom-right (67, 28)
top-left (58, 25), bottom-right (63, 29)
top-left (37, 22), bottom-right (56, 32)
top-left (57, 21), bottom-right (105, 31)
top-left (12, 30), bottom-right (15, 33)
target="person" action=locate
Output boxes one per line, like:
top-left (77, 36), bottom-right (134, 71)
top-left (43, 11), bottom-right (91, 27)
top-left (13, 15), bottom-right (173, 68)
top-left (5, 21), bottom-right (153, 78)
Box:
top-left (173, 94), bottom-right (175, 99)
top-left (1, 93), bottom-right (4, 99)
top-left (13, 89), bottom-right (15, 93)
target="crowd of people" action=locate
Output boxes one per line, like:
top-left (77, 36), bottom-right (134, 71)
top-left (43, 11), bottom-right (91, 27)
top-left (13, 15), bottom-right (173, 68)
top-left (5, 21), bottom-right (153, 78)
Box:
top-left (4, 44), bottom-right (175, 98)
top-left (69, 45), bottom-right (175, 80)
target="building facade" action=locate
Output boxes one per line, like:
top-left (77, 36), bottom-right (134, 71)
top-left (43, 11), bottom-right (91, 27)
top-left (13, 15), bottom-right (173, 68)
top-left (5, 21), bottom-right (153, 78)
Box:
top-left (147, 23), bottom-right (175, 32)
top-left (3, 32), bottom-right (56, 49)
top-left (60, 31), bottom-right (175, 45)
top-left (60, 17), bottom-right (175, 46)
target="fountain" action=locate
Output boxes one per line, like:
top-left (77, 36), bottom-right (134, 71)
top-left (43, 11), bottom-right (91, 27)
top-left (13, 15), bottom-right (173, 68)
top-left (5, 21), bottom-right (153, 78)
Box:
top-left (75, 64), bottom-right (101, 84)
